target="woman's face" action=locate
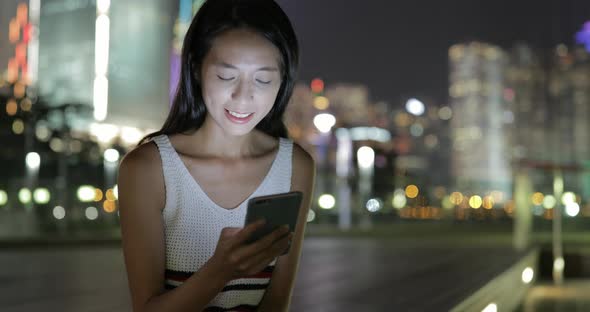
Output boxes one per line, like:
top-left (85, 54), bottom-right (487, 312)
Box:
top-left (200, 28), bottom-right (283, 136)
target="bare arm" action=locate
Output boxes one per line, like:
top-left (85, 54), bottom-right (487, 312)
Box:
top-left (118, 142), bottom-right (229, 312)
top-left (119, 142), bottom-right (292, 312)
top-left (257, 142), bottom-right (316, 311)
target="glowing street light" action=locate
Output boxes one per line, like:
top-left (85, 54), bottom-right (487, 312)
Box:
top-left (313, 113), bottom-right (336, 133)
top-left (405, 98), bottom-right (425, 116)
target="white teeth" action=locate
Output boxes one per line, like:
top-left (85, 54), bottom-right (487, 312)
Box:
top-left (228, 110), bottom-right (252, 118)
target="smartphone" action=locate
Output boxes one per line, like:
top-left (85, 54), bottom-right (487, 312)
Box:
top-left (244, 191), bottom-right (303, 252)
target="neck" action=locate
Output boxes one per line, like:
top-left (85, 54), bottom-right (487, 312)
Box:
top-left (190, 115), bottom-right (260, 159)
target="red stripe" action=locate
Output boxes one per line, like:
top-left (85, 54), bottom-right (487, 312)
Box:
top-left (165, 265), bottom-right (275, 282)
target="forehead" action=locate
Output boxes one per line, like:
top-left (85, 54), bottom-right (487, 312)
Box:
top-left (206, 28), bottom-right (281, 67)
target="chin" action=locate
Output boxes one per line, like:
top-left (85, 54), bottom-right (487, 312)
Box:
top-left (223, 124), bottom-right (257, 137)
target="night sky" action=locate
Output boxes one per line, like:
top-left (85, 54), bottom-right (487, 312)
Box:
top-left (277, 0), bottom-right (590, 107)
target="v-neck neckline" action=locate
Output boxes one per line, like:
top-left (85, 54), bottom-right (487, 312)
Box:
top-left (163, 135), bottom-right (283, 212)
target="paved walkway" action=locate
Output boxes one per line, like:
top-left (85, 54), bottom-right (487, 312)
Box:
top-left (0, 238), bottom-right (529, 311)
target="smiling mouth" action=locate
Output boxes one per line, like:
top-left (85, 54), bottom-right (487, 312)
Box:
top-left (225, 108), bottom-right (255, 124)
top-left (225, 109), bottom-right (253, 118)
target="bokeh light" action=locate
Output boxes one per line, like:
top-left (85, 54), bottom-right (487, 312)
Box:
top-left (405, 185), bottom-right (419, 199)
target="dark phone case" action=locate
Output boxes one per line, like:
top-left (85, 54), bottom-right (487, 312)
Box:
top-left (244, 191), bottom-right (303, 253)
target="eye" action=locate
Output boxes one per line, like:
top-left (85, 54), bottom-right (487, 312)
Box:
top-left (256, 79), bottom-right (271, 85)
top-left (217, 75), bottom-right (235, 81)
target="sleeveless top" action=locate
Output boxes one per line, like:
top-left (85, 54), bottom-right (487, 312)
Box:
top-left (151, 134), bottom-right (293, 312)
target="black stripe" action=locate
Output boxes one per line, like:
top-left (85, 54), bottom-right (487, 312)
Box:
top-left (221, 283), bottom-right (269, 292)
top-left (204, 304), bottom-right (258, 312)
top-left (164, 283), bottom-right (177, 290)
top-left (164, 269), bottom-right (194, 278)
top-left (165, 265), bottom-right (275, 278)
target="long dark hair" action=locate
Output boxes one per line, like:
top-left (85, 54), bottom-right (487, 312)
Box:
top-left (140, 0), bottom-right (299, 145)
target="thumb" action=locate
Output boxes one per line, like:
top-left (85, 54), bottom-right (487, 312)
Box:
top-left (220, 227), bottom-right (241, 237)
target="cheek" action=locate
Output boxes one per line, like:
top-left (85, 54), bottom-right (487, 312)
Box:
top-left (202, 82), bottom-right (229, 107)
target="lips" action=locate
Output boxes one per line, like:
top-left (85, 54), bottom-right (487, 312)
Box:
top-left (225, 108), bottom-right (254, 124)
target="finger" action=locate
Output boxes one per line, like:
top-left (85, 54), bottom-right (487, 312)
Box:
top-left (234, 219), bottom-right (267, 244)
top-left (241, 233), bottom-right (293, 273)
top-left (220, 227), bottom-right (241, 237)
top-left (234, 225), bottom-right (290, 259)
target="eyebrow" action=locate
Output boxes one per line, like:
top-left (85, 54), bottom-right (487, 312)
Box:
top-left (215, 62), bottom-right (279, 72)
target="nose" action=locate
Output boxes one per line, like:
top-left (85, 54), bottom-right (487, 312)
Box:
top-left (231, 79), bottom-right (254, 105)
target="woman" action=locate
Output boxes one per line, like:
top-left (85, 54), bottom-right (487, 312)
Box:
top-left (117, 0), bottom-right (315, 311)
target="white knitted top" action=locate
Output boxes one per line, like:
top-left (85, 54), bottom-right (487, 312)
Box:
top-left (151, 134), bottom-right (293, 311)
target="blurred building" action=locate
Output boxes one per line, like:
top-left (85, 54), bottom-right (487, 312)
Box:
top-left (505, 44), bottom-right (548, 163)
top-left (37, 0), bottom-right (177, 130)
top-left (449, 40), bottom-right (590, 204)
top-left (449, 42), bottom-right (512, 196)
top-left (548, 45), bottom-right (590, 198)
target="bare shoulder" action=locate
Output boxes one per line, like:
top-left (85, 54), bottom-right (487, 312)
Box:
top-left (291, 141), bottom-right (316, 191)
top-left (118, 140), bottom-right (165, 210)
top-left (120, 140), bottom-right (161, 171)
top-left (292, 141), bottom-right (315, 174)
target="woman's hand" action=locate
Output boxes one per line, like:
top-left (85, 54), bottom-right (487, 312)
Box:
top-left (208, 220), bottom-right (293, 281)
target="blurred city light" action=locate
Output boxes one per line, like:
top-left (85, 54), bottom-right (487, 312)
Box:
top-left (450, 192), bottom-right (464, 205)
top-left (6, 99), bottom-right (17, 115)
top-left (405, 185), bottom-right (419, 199)
top-left (306, 209), bottom-right (316, 222)
top-left (0, 190), bottom-right (7, 206)
top-left (35, 123), bottom-right (51, 141)
top-left (113, 185), bottom-right (119, 200)
top-left (93, 76), bottom-right (109, 121)
top-left (521, 267), bottom-right (534, 284)
top-left (104, 148), bottom-right (120, 163)
top-left (442, 196), bottom-right (453, 209)
top-left (94, 2), bottom-right (110, 121)
top-left (105, 188), bottom-right (117, 201)
top-left (543, 195), bottom-right (556, 209)
top-left (554, 256), bottom-right (565, 277)
top-left (97, 0), bottom-right (111, 14)
top-left (310, 78), bottom-right (324, 94)
top-left (469, 195), bottom-right (483, 209)
top-left (482, 195), bottom-right (494, 209)
top-left (90, 123), bottom-right (119, 143)
top-left (561, 192), bottom-right (576, 205)
top-left (121, 127), bottom-right (143, 145)
top-left (366, 198), bottom-right (382, 212)
top-left (49, 138), bottom-right (64, 153)
top-left (576, 21), bottom-right (590, 52)
top-left (18, 188), bottom-right (32, 204)
top-left (94, 188), bottom-right (104, 202)
top-left (12, 119), bottom-right (24, 134)
top-left (313, 113), bottom-right (336, 133)
top-left (405, 98), bottom-right (425, 116)
top-left (356, 146), bottom-right (375, 169)
top-left (103, 200), bottom-right (116, 213)
top-left (313, 96), bottom-right (330, 110)
top-left (77, 186), bottom-right (96, 202)
top-left (85, 207), bottom-right (99, 220)
top-left (565, 202), bottom-right (580, 217)
top-left (33, 188), bottom-right (50, 204)
top-left (438, 106), bottom-right (453, 120)
top-left (409, 123), bottom-right (424, 137)
top-left (19, 98), bottom-right (32, 111)
top-left (52, 206), bottom-right (66, 220)
top-left (25, 152), bottom-right (41, 170)
top-left (392, 189), bottom-right (407, 209)
top-left (482, 303), bottom-right (497, 312)
top-left (349, 127), bottom-right (391, 142)
top-left (531, 192), bottom-right (544, 206)
top-left (318, 194), bottom-right (336, 210)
